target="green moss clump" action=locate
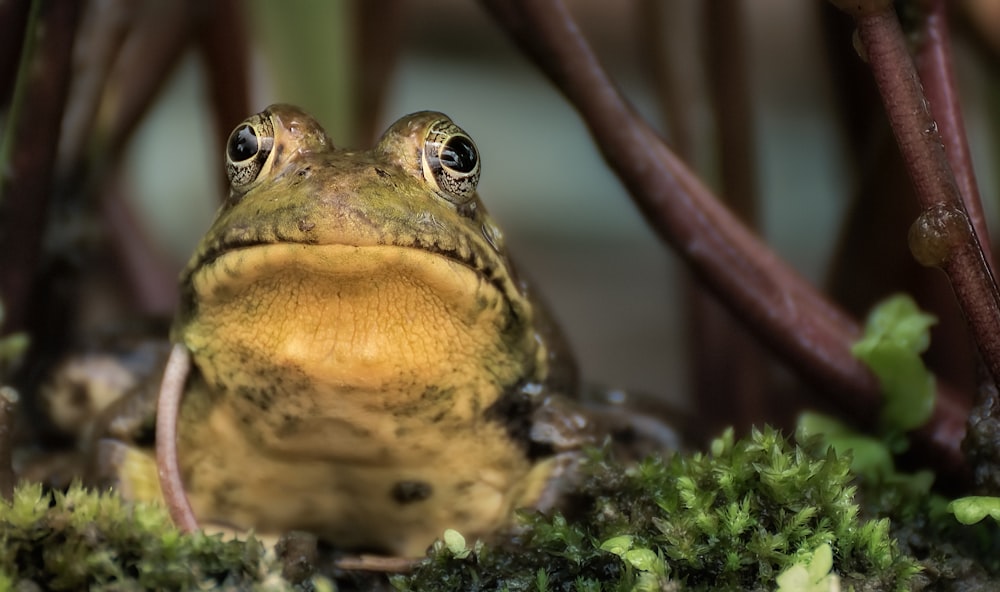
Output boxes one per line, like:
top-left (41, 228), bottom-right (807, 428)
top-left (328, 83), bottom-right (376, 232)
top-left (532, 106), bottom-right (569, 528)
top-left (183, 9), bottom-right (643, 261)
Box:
top-left (0, 482), bottom-right (290, 591)
top-left (395, 427), bottom-right (921, 591)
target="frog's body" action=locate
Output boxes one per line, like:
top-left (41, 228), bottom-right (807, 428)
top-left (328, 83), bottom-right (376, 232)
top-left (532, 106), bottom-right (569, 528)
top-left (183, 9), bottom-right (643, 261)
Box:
top-left (159, 105), bottom-right (580, 555)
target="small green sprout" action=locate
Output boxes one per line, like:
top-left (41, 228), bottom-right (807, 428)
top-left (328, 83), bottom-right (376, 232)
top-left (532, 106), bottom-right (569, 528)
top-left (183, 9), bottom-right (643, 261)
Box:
top-left (851, 293), bottom-right (937, 442)
top-left (799, 294), bottom-right (939, 489)
top-left (443, 528), bottom-right (471, 559)
top-left (947, 496), bottom-right (1000, 525)
top-left (775, 543), bottom-right (840, 592)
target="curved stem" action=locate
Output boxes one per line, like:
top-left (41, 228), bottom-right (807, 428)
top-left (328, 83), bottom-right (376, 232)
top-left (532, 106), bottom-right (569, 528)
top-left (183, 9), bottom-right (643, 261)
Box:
top-left (156, 343), bottom-right (198, 533)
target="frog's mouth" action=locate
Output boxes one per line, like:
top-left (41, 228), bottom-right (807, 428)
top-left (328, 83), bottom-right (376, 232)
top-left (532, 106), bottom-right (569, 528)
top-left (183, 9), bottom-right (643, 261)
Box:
top-left (188, 241), bottom-right (523, 324)
top-left (190, 234), bottom-right (520, 314)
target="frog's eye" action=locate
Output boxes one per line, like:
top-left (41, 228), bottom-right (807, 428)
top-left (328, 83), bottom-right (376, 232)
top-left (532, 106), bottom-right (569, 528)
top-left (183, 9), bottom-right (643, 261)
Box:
top-left (421, 120), bottom-right (480, 204)
top-left (225, 113), bottom-right (275, 192)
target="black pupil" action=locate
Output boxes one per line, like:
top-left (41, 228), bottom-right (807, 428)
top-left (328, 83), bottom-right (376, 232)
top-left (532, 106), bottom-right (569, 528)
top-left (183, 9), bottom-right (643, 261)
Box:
top-left (440, 137), bottom-right (477, 173)
top-left (228, 125), bottom-right (258, 162)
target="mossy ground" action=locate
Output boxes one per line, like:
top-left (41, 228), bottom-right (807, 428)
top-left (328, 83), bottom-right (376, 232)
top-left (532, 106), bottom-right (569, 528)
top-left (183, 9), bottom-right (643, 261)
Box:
top-left (3, 428), bottom-right (997, 591)
top-left (395, 427), bottom-right (921, 592)
top-left (0, 483), bottom-right (295, 591)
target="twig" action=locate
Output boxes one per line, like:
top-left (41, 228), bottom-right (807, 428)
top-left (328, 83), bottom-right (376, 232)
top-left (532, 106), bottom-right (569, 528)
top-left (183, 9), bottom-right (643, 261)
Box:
top-left (691, 1), bottom-right (769, 431)
top-left (0, 0), bottom-right (30, 106)
top-left (333, 554), bottom-right (421, 573)
top-left (156, 343), bottom-right (198, 533)
top-left (355, 0), bottom-right (405, 143)
top-left (0, 387), bottom-right (18, 500)
top-left (917, 0), bottom-right (992, 270)
top-left (196, 0), bottom-right (250, 178)
top-left (479, 0), bottom-right (970, 478)
top-left (0, 0), bottom-right (80, 333)
top-left (840, 1), bottom-right (1000, 389)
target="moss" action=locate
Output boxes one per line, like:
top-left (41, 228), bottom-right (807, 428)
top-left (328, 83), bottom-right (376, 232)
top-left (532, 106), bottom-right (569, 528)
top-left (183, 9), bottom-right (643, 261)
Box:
top-left (394, 427), bottom-right (920, 591)
top-left (0, 429), bottom-right (937, 591)
top-left (0, 482), bottom-right (293, 591)
top-left (858, 474), bottom-right (1000, 589)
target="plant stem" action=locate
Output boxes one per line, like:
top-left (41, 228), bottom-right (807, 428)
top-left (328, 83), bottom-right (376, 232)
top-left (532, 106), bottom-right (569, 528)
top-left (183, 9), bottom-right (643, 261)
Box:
top-left (0, 0), bottom-right (79, 333)
top-left (156, 344), bottom-right (198, 533)
top-left (849, 4), bottom-right (1000, 389)
top-left (0, 0), bottom-right (41, 200)
top-left (0, 387), bottom-right (16, 500)
top-left (917, 0), bottom-right (992, 270)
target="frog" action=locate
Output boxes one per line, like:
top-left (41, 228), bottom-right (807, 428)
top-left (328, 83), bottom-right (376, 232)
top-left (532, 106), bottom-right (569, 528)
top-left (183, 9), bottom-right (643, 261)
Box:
top-left (92, 104), bottom-right (685, 558)
top-left (84, 104), bottom-right (587, 557)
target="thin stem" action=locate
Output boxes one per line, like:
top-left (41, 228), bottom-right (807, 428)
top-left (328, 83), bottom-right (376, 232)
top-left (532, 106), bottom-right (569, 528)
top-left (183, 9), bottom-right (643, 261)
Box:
top-left (0, 0), bottom-right (40, 196)
top-left (918, 0), bottom-right (992, 270)
top-left (156, 343), bottom-right (198, 533)
top-left (197, 0), bottom-right (250, 177)
top-left (851, 5), bottom-right (1000, 388)
top-left (333, 554), bottom-right (420, 573)
top-left (0, 387), bottom-right (17, 500)
top-left (480, 0), bottom-right (970, 479)
top-left (0, 0), bottom-right (81, 333)
top-left (693, 0), bottom-right (769, 431)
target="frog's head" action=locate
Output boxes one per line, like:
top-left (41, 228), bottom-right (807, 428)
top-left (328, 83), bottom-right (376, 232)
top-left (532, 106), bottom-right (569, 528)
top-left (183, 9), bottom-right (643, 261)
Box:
top-left (175, 104), bottom-right (546, 401)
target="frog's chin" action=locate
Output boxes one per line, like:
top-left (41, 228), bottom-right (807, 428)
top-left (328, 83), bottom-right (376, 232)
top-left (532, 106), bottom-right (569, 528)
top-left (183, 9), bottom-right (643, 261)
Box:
top-left (181, 241), bottom-right (541, 412)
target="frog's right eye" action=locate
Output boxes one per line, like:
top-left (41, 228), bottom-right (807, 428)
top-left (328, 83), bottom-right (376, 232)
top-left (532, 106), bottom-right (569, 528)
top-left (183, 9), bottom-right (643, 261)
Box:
top-left (225, 113), bottom-right (274, 192)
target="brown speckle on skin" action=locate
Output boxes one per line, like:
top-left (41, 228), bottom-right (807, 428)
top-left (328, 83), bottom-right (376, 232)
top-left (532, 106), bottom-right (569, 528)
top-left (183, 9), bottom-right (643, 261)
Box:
top-left (298, 219), bottom-right (316, 232)
top-left (391, 480), bottom-right (433, 504)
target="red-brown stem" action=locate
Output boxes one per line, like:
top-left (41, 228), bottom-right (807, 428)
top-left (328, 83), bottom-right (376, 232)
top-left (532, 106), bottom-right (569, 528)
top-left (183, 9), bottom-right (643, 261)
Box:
top-left (101, 178), bottom-right (179, 317)
top-left (97, 3), bottom-right (198, 167)
top-left (333, 555), bottom-right (420, 573)
top-left (693, 0), bottom-right (769, 432)
top-left (0, 388), bottom-right (16, 500)
top-left (56, 0), bottom-right (131, 178)
top-left (355, 0), bottom-right (405, 144)
top-left (640, 2), bottom-right (768, 434)
top-left (0, 0), bottom-right (80, 334)
top-left (480, 0), bottom-right (970, 478)
top-left (637, 0), bottom-right (703, 162)
top-left (0, 0), bottom-right (30, 107)
top-left (156, 343), bottom-right (198, 533)
top-left (855, 8), bottom-right (1000, 388)
top-left (197, 0), bottom-right (251, 182)
top-left (918, 0), bottom-right (993, 270)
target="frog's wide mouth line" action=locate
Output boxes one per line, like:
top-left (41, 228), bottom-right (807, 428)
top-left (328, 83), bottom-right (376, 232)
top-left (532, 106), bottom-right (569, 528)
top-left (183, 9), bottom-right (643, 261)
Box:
top-left (194, 229), bottom-right (501, 285)
top-left (190, 241), bottom-right (517, 306)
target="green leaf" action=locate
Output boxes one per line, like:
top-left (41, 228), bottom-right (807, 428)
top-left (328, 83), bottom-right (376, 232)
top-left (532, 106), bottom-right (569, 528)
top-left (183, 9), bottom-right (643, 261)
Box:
top-left (443, 529), bottom-right (470, 559)
top-left (623, 548), bottom-right (659, 572)
top-left (806, 543), bottom-right (833, 582)
top-left (947, 496), bottom-right (1000, 525)
top-left (598, 535), bottom-right (633, 556)
top-left (851, 294), bottom-right (937, 433)
top-left (775, 544), bottom-right (840, 592)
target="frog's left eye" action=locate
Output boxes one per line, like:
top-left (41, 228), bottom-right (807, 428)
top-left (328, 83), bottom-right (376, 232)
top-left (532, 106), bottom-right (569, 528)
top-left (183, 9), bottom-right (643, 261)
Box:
top-left (225, 113), bottom-right (274, 192)
top-left (421, 121), bottom-right (480, 204)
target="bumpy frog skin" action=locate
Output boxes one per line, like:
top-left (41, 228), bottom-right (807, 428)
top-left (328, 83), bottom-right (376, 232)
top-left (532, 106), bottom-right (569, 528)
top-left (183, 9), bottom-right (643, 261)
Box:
top-left (168, 105), bottom-right (578, 556)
